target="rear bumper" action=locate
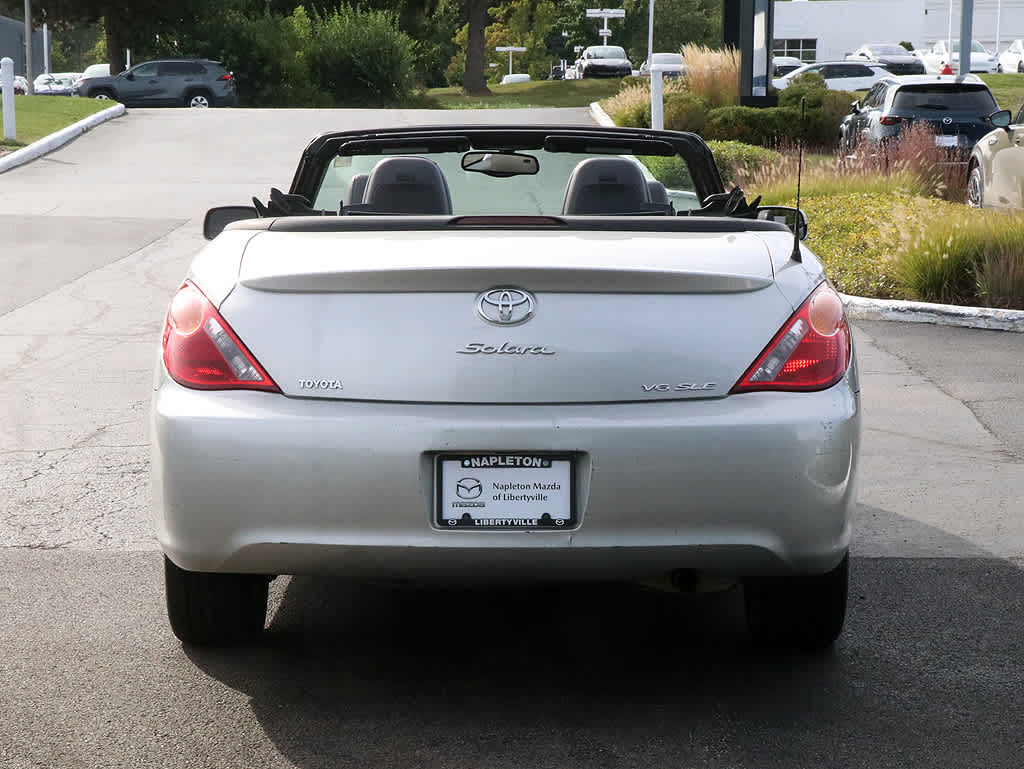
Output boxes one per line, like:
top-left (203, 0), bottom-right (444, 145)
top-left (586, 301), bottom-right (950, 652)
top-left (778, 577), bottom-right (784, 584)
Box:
top-left (152, 370), bottom-right (860, 581)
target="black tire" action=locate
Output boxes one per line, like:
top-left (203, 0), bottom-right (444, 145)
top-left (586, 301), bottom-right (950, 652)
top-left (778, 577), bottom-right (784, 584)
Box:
top-left (967, 162), bottom-right (984, 209)
top-left (164, 555), bottom-right (269, 644)
top-left (91, 88), bottom-right (115, 100)
top-left (186, 90), bottom-right (213, 109)
top-left (744, 553), bottom-right (849, 650)
top-left (1018, 61), bottom-right (1024, 74)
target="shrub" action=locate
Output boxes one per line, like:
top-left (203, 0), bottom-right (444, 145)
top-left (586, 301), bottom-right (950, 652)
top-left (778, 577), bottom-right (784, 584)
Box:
top-left (682, 44), bottom-right (740, 108)
top-left (977, 250), bottom-right (1024, 310)
top-left (707, 141), bottom-right (781, 185)
top-left (703, 105), bottom-right (798, 145)
top-left (619, 75), bottom-right (647, 90)
top-left (663, 92), bottom-right (708, 132)
top-left (777, 72), bottom-right (827, 110)
top-left (603, 84), bottom-right (651, 127)
top-left (306, 7), bottom-right (414, 106)
top-left (640, 155), bottom-right (693, 188)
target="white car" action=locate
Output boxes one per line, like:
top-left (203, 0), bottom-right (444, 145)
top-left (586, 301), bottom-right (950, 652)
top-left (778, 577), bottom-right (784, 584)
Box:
top-left (921, 40), bottom-right (998, 74)
top-left (640, 52), bottom-right (685, 78)
top-left (34, 72), bottom-right (80, 96)
top-left (153, 125), bottom-right (860, 651)
top-left (499, 73), bottom-right (530, 85)
top-left (772, 61), bottom-right (889, 91)
top-left (578, 45), bottom-right (632, 78)
top-left (997, 39), bottom-right (1024, 73)
top-left (772, 56), bottom-right (804, 77)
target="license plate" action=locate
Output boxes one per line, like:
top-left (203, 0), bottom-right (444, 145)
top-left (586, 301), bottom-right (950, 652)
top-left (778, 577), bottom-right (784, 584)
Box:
top-left (436, 453), bottom-right (575, 530)
top-left (935, 135), bottom-right (958, 147)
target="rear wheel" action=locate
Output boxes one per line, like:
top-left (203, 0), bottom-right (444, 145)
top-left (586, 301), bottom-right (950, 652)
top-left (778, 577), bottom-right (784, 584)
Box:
top-left (1018, 61), bottom-right (1024, 74)
top-left (164, 556), bottom-right (270, 644)
top-left (186, 91), bottom-right (212, 109)
top-left (967, 163), bottom-right (984, 209)
top-left (744, 554), bottom-right (849, 650)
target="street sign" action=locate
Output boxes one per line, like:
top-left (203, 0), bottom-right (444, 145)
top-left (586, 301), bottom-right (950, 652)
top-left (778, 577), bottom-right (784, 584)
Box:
top-left (495, 46), bottom-right (527, 52)
top-left (586, 8), bottom-right (625, 17)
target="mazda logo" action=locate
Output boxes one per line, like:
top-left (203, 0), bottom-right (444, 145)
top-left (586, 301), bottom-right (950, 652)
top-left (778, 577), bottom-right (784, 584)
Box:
top-left (476, 288), bottom-right (536, 325)
top-left (456, 477), bottom-right (483, 499)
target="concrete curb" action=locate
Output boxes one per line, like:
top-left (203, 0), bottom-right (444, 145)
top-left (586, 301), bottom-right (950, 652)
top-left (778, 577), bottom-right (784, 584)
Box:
top-left (841, 294), bottom-right (1024, 332)
top-left (0, 103), bottom-right (126, 174)
top-left (589, 100), bottom-right (616, 127)
top-left (587, 99), bottom-right (1024, 333)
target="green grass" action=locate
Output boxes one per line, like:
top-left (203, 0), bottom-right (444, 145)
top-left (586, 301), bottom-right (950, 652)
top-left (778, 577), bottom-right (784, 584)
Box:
top-left (426, 78), bottom-right (623, 109)
top-left (0, 95), bottom-right (114, 145)
top-left (979, 73), bottom-right (1024, 112)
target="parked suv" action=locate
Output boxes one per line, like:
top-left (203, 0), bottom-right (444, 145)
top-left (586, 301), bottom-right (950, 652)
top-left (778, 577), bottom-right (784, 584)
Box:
top-left (73, 59), bottom-right (237, 108)
top-left (846, 43), bottom-right (925, 75)
top-left (839, 75), bottom-right (999, 156)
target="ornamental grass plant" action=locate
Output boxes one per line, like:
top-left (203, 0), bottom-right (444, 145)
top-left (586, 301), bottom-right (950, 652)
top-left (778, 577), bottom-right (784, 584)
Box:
top-left (681, 44), bottom-right (740, 109)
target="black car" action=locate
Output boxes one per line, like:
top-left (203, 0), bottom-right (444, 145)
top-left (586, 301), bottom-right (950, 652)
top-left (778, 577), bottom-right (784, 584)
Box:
top-left (73, 59), bottom-right (237, 108)
top-left (846, 43), bottom-right (926, 75)
top-left (840, 75), bottom-right (1000, 155)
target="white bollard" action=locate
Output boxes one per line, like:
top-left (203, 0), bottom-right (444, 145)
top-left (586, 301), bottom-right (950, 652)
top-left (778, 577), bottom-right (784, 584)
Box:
top-left (650, 67), bottom-right (664, 131)
top-left (1, 57), bottom-right (15, 141)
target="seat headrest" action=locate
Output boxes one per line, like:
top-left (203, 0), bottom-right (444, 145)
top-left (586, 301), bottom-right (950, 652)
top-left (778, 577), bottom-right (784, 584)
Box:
top-left (362, 157), bottom-right (453, 215)
top-left (346, 173), bottom-right (369, 206)
top-left (646, 180), bottom-right (669, 204)
top-left (561, 157), bottom-right (651, 215)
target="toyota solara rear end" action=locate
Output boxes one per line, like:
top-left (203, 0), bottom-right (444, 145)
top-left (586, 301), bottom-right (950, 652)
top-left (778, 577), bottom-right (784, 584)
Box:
top-left (152, 126), bottom-right (860, 649)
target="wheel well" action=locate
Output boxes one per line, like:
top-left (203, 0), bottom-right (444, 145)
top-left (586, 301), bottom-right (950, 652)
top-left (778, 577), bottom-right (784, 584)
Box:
top-left (185, 88), bottom-right (213, 99)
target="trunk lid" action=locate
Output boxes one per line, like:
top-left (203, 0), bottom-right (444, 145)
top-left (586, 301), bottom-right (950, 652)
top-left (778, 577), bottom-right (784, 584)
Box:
top-left (218, 230), bottom-right (796, 404)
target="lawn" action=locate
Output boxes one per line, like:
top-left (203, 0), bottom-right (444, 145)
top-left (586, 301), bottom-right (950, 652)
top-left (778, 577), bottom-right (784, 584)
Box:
top-left (0, 95), bottom-right (114, 147)
top-left (426, 78), bottom-right (623, 109)
top-left (979, 73), bottom-right (1024, 112)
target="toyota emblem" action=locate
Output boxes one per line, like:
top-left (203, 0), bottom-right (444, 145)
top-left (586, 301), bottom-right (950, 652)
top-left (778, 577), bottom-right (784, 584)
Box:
top-left (476, 288), bottom-right (536, 325)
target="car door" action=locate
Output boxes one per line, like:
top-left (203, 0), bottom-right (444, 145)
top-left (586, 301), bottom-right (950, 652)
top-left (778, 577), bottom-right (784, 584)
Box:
top-left (987, 106), bottom-right (1024, 209)
top-left (155, 61), bottom-right (200, 105)
top-left (853, 82), bottom-right (886, 146)
top-left (117, 62), bottom-right (161, 105)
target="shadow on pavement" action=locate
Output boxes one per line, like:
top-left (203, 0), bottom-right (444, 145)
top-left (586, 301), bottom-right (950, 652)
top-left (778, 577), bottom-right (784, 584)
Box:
top-left (185, 553), bottom-right (1024, 769)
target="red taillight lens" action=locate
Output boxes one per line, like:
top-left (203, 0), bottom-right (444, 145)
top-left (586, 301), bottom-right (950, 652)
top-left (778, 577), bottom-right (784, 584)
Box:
top-left (731, 283), bottom-right (851, 394)
top-left (879, 116), bottom-right (904, 126)
top-left (218, 73), bottom-right (233, 81)
top-left (162, 282), bottom-right (279, 392)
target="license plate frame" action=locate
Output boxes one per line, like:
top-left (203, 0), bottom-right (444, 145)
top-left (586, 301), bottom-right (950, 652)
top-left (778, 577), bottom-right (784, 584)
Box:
top-left (434, 453), bottom-right (576, 531)
top-left (935, 135), bottom-right (958, 147)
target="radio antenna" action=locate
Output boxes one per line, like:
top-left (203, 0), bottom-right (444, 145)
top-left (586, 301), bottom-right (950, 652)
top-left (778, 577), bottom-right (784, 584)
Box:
top-left (790, 96), bottom-right (805, 263)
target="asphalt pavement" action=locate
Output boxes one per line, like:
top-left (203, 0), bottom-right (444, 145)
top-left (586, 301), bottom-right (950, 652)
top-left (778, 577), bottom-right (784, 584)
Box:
top-left (1, 107), bottom-right (1022, 769)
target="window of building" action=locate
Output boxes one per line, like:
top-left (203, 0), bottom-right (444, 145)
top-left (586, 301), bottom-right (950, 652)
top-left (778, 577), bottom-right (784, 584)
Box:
top-left (774, 38), bottom-right (817, 62)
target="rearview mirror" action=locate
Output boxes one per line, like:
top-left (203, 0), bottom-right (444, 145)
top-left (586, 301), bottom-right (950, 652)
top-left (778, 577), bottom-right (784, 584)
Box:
top-left (989, 109), bottom-right (1012, 129)
top-left (757, 206), bottom-right (808, 240)
top-left (203, 205), bottom-right (258, 240)
top-left (461, 151), bottom-right (539, 177)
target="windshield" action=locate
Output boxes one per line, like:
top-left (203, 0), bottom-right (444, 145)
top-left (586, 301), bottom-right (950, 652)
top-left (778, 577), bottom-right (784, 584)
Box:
top-left (588, 47), bottom-right (626, 59)
top-left (313, 149), bottom-right (699, 215)
top-left (893, 85), bottom-right (997, 112)
top-left (871, 45), bottom-right (908, 56)
top-left (950, 41), bottom-right (988, 53)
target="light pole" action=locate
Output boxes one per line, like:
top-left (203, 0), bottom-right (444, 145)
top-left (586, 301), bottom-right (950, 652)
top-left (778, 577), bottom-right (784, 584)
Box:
top-left (495, 45), bottom-right (526, 75)
top-left (24, 0), bottom-right (33, 94)
top-left (647, 0), bottom-right (655, 70)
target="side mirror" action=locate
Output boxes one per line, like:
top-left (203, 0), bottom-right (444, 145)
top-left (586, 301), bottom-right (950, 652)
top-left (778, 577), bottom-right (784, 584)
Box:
top-left (989, 109), bottom-right (1012, 129)
top-left (203, 205), bottom-right (258, 240)
top-left (757, 206), bottom-right (809, 240)
top-left (124, 72), bottom-right (134, 80)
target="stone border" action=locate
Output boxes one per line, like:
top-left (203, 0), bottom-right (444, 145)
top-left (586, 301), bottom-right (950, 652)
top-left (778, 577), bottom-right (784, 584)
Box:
top-left (587, 100), bottom-right (1024, 333)
top-left (0, 103), bottom-right (126, 174)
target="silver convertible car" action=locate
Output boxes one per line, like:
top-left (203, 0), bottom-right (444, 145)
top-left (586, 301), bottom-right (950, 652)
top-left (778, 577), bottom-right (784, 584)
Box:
top-left (152, 125), bottom-right (860, 649)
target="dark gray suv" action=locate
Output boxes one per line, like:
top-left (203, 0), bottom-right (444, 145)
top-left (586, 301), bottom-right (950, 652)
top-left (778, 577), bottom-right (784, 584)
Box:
top-left (74, 59), bottom-right (237, 108)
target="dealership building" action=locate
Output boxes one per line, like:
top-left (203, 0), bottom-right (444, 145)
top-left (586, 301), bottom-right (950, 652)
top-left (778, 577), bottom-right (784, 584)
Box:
top-left (774, 0), bottom-right (1024, 62)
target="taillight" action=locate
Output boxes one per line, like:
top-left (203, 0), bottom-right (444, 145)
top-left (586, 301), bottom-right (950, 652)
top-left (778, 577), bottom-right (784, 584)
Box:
top-left (879, 116), bottom-right (904, 126)
top-left (218, 73), bottom-right (233, 81)
top-left (161, 281), bottom-right (279, 392)
top-left (731, 283), bottom-right (851, 394)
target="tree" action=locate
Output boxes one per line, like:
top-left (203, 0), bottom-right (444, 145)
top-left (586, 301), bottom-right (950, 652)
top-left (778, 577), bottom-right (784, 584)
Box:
top-left (462, 0), bottom-right (491, 93)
